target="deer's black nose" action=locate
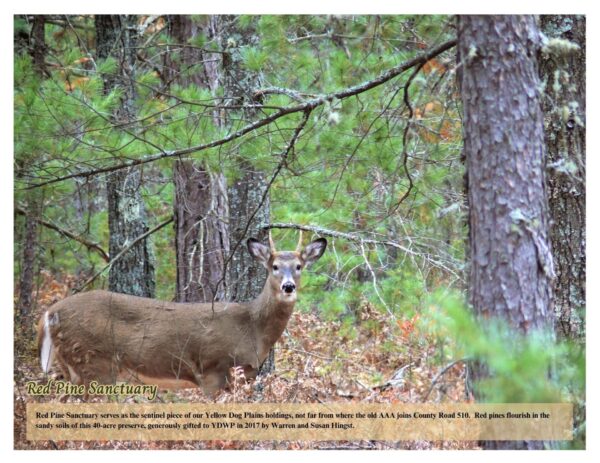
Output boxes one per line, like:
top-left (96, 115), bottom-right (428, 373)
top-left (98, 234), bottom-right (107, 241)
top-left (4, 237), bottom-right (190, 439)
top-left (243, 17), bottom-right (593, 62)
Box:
top-left (282, 282), bottom-right (296, 293)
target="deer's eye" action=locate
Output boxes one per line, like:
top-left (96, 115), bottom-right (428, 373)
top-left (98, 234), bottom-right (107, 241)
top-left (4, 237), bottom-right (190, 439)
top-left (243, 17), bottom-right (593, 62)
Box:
top-left (273, 265), bottom-right (279, 271)
top-left (296, 264), bottom-right (301, 271)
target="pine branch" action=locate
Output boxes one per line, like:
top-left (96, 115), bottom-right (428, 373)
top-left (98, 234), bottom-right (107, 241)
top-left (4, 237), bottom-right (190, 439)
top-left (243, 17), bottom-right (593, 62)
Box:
top-left (25, 39), bottom-right (457, 189)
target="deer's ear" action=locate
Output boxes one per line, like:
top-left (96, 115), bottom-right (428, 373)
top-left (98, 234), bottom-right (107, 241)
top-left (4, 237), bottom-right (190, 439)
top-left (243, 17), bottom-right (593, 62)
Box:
top-left (301, 238), bottom-right (327, 267)
top-left (247, 238), bottom-right (271, 267)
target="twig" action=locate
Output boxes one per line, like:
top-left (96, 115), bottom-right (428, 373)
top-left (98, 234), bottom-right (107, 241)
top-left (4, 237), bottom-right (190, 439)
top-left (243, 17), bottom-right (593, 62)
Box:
top-left (287, 32), bottom-right (334, 43)
top-left (26, 39), bottom-right (456, 189)
top-left (253, 86), bottom-right (317, 103)
top-left (285, 346), bottom-right (335, 361)
top-left (372, 362), bottom-right (414, 390)
top-left (43, 18), bottom-right (92, 31)
top-left (389, 61), bottom-right (426, 213)
top-left (75, 216), bottom-right (173, 292)
top-left (423, 358), bottom-right (469, 401)
top-left (15, 206), bottom-right (109, 262)
top-left (128, 42), bottom-right (229, 55)
top-left (359, 241), bottom-right (393, 318)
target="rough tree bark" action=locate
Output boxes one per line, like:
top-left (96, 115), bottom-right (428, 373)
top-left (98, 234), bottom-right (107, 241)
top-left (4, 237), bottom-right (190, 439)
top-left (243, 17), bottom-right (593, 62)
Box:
top-left (173, 165), bottom-right (228, 302)
top-left (29, 15), bottom-right (47, 76)
top-left (228, 161), bottom-right (270, 302)
top-left (208, 16), bottom-right (269, 301)
top-left (18, 200), bottom-right (40, 322)
top-left (458, 15), bottom-right (555, 450)
top-left (168, 16), bottom-right (229, 303)
top-left (209, 16), bottom-right (273, 374)
top-left (17, 15), bottom-right (46, 322)
top-left (539, 14), bottom-right (586, 449)
top-left (96, 15), bottom-right (155, 297)
top-left (539, 15), bottom-right (585, 341)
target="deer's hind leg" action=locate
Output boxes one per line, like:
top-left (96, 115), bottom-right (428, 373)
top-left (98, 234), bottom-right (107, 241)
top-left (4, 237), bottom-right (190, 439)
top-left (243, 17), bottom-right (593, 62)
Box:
top-left (56, 347), bottom-right (118, 401)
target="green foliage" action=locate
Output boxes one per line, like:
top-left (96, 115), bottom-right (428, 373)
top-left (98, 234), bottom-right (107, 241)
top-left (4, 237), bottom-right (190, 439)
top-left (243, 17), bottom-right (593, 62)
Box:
top-left (422, 290), bottom-right (585, 404)
top-left (14, 15), bottom-right (463, 318)
top-left (13, 15), bottom-right (585, 450)
top-left (96, 57), bottom-right (117, 75)
top-left (241, 46), bottom-right (269, 72)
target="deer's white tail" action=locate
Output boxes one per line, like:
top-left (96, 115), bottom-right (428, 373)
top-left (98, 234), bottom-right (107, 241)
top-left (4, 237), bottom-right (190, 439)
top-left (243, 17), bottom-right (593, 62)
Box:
top-left (39, 311), bottom-right (55, 373)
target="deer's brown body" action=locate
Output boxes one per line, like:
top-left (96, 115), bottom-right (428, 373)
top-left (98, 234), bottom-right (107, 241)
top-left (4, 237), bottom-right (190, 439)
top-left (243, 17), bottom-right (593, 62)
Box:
top-left (38, 234), bottom-right (326, 394)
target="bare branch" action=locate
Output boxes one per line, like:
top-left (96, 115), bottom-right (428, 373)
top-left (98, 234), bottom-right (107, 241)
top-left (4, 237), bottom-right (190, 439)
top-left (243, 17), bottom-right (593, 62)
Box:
top-left (423, 358), bottom-right (469, 401)
top-left (359, 241), bottom-right (393, 318)
top-left (389, 60), bottom-right (425, 212)
top-left (253, 86), bottom-right (318, 103)
top-left (15, 206), bottom-right (109, 262)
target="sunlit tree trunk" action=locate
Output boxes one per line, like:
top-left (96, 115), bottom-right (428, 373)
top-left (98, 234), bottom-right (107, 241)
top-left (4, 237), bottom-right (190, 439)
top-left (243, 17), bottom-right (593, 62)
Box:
top-left (96, 15), bottom-right (155, 297)
top-left (458, 15), bottom-right (555, 450)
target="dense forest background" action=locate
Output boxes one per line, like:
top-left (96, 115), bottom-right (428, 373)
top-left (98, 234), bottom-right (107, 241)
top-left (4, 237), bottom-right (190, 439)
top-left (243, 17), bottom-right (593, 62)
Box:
top-left (14, 15), bottom-right (585, 450)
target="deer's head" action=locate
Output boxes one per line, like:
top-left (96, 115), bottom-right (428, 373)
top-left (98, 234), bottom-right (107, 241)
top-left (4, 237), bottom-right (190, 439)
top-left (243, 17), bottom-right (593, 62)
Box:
top-left (247, 231), bottom-right (327, 303)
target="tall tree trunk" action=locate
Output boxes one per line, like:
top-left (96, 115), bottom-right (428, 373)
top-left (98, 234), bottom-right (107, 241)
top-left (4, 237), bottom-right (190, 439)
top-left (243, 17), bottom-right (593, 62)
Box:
top-left (174, 164), bottom-right (228, 302)
top-left (18, 199), bottom-right (40, 322)
top-left (458, 15), bottom-right (555, 450)
top-left (229, 166), bottom-right (273, 375)
top-left (539, 15), bottom-right (585, 341)
top-left (539, 15), bottom-right (586, 448)
top-left (169, 14), bottom-right (272, 372)
top-left (168, 16), bottom-right (229, 303)
top-left (228, 160), bottom-right (270, 303)
top-left (211, 16), bottom-right (269, 301)
top-left (96, 15), bottom-right (155, 297)
top-left (17, 15), bottom-right (46, 322)
top-left (30, 15), bottom-right (47, 76)
top-left (206, 15), bottom-right (273, 374)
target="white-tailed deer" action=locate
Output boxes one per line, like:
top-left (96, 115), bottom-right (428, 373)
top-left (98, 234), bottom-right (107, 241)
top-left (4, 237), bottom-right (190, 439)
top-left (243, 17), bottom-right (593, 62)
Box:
top-left (38, 232), bottom-right (326, 394)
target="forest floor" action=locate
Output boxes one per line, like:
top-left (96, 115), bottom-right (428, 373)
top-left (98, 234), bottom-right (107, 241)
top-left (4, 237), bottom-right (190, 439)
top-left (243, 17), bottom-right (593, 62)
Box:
top-left (14, 271), bottom-right (477, 450)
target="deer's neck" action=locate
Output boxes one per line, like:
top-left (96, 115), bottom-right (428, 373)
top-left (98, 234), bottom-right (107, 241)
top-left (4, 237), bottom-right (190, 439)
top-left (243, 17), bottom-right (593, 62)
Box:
top-left (250, 283), bottom-right (295, 350)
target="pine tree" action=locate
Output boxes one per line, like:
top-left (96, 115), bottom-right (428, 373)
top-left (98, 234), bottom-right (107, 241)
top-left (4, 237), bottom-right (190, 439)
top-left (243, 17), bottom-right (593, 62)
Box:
top-left (96, 15), bottom-right (156, 297)
top-left (539, 15), bottom-right (586, 340)
top-left (168, 15), bottom-right (229, 303)
top-left (458, 15), bottom-right (555, 450)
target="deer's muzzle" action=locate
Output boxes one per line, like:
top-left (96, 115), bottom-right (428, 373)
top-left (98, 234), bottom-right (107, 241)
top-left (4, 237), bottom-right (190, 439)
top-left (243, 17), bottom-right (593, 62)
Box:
top-left (282, 282), bottom-right (296, 294)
